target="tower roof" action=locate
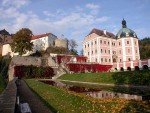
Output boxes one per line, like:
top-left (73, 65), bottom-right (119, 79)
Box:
top-left (116, 19), bottom-right (137, 39)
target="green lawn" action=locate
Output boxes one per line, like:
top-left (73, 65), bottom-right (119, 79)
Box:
top-left (58, 70), bottom-right (150, 86)
top-left (25, 79), bottom-right (150, 113)
top-left (0, 75), bottom-right (7, 94)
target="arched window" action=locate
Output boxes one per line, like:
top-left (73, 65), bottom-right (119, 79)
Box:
top-left (127, 67), bottom-right (131, 71)
top-left (143, 65), bottom-right (148, 70)
top-left (120, 67), bottom-right (124, 71)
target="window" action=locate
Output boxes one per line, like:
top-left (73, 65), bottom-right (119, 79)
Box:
top-left (92, 51), bottom-right (93, 54)
top-left (100, 40), bottom-right (102, 44)
top-left (101, 49), bottom-right (103, 53)
top-left (119, 42), bottom-right (121, 46)
top-left (135, 41), bottom-right (136, 45)
top-left (105, 58), bottom-right (107, 62)
top-left (108, 50), bottom-right (110, 54)
top-left (128, 49), bottom-right (130, 53)
top-left (101, 58), bottom-right (103, 62)
top-left (120, 59), bottom-right (122, 62)
top-left (88, 44), bottom-right (89, 47)
top-left (91, 42), bottom-right (93, 45)
top-left (109, 59), bottom-right (110, 62)
top-left (119, 50), bottom-right (121, 54)
top-left (88, 52), bottom-right (89, 55)
top-left (127, 41), bottom-right (129, 44)
top-left (104, 41), bottom-right (106, 44)
top-left (95, 50), bottom-right (97, 54)
top-left (112, 42), bottom-right (113, 46)
top-left (85, 45), bottom-right (86, 48)
top-left (136, 50), bottom-right (137, 53)
top-left (114, 43), bottom-right (115, 46)
top-left (105, 50), bottom-right (106, 53)
top-left (108, 42), bottom-right (109, 45)
top-left (128, 58), bottom-right (131, 61)
top-left (95, 58), bottom-right (97, 62)
top-left (95, 41), bottom-right (97, 44)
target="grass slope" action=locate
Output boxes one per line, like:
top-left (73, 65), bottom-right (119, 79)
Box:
top-left (25, 79), bottom-right (150, 113)
top-left (58, 70), bottom-right (150, 86)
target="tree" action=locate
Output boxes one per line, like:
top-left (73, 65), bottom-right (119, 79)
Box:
top-left (68, 39), bottom-right (78, 55)
top-left (11, 28), bottom-right (33, 55)
top-left (139, 37), bottom-right (150, 59)
top-left (69, 39), bottom-right (78, 50)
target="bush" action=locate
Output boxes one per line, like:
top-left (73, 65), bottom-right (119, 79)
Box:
top-left (14, 65), bottom-right (55, 78)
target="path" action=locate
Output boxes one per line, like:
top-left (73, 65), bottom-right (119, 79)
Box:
top-left (57, 79), bottom-right (150, 89)
top-left (17, 79), bottom-right (53, 113)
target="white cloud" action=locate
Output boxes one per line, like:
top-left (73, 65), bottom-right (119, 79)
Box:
top-left (96, 16), bottom-right (109, 22)
top-left (86, 3), bottom-right (100, 9)
top-left (2, 0), bottom-right (29, 8)
top-left (0, 1), bottom-right (109, 52)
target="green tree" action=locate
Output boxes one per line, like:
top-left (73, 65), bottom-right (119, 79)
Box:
top-left (11, 28), bottom-right (33, 55)
top-left (139, 37), bottom-right (150, 59)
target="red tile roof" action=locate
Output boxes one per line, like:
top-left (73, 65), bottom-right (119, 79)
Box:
top-left (31, 33), bottom-right (51, 40)
top-left (88, 28), bottom-right (115, 39)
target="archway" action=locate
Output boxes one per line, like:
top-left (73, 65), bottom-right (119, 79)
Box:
top-left (134, 66), bottom-right (139, 71)
top-left (120, 67), bottom-right (124, 71)
top-left (127, 67), bottom-right (131, 71)
top-left (143, 65), bottom-right (148, 70)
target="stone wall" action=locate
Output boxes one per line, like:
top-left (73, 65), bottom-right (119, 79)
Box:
top-left (0, 78), bottom-right (17, 113)
top-left (55, 38), bottom-right (68, 48)
top-left (10, 56), bottom-right (42, 67)
top-left (8, 56), bottom-right (59, 81)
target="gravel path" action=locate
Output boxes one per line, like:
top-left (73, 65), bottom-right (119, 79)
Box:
top-left (17, 79), bottom-right (53, 113)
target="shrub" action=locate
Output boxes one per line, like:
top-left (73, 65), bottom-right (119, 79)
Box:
top-left (14, 65), bottom-right (55, 78)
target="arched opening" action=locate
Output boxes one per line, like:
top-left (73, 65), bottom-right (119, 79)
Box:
top-left (134, 66), bottom-right (139, 71)
top-left (113, 58), bottom-right (116, 62)
top-left (127, 67), bottom-right (131, 71)
top-left (120, 67), bottom-right (124, 71)
top-left (143, 65), bottom-right (148, 70)
top-left (115, 68), bottom-right (117, 71)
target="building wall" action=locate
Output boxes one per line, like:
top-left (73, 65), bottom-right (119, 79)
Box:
top-left (83, 32), bottom-right (140, 70)
top-left (55, 38), bottom-right (68, 48)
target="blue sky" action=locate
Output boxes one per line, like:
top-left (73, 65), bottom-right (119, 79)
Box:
top-left (0, 0), bottom-right (150, 53)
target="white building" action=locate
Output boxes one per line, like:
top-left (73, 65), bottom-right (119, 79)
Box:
top-left (2, 33), bottom-right (57, 57)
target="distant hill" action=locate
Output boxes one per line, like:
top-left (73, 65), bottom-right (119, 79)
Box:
top-left (139, 37), bottom-right (150, 59)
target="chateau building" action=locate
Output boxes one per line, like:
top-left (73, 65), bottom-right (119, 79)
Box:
top-left (83, 19), bottom-right (140, 71)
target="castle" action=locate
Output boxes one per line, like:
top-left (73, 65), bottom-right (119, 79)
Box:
top-left (1, 19), bottom-right (150, 74)
top-left (83, 19), bottom-right (149, 71)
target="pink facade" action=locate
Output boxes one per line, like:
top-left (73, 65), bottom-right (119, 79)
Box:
top-left (83, 27), bottom-right (140, 71)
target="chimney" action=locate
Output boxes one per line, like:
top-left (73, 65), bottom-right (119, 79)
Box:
top-left (103, 29), bottom-right (106, 35)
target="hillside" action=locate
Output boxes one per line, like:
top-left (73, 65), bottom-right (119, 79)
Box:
top-left (139, 37), bottom-right (150, 59)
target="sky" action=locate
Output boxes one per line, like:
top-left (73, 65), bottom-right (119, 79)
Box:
top-left (0, 0), bottom-right (150, 53)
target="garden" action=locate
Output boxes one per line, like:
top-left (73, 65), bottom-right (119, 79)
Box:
top-left (25, 79), bottom-right (150, 113)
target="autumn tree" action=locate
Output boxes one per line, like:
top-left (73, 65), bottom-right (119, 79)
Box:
top-left (11, 28), bottom-right (33, 55)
